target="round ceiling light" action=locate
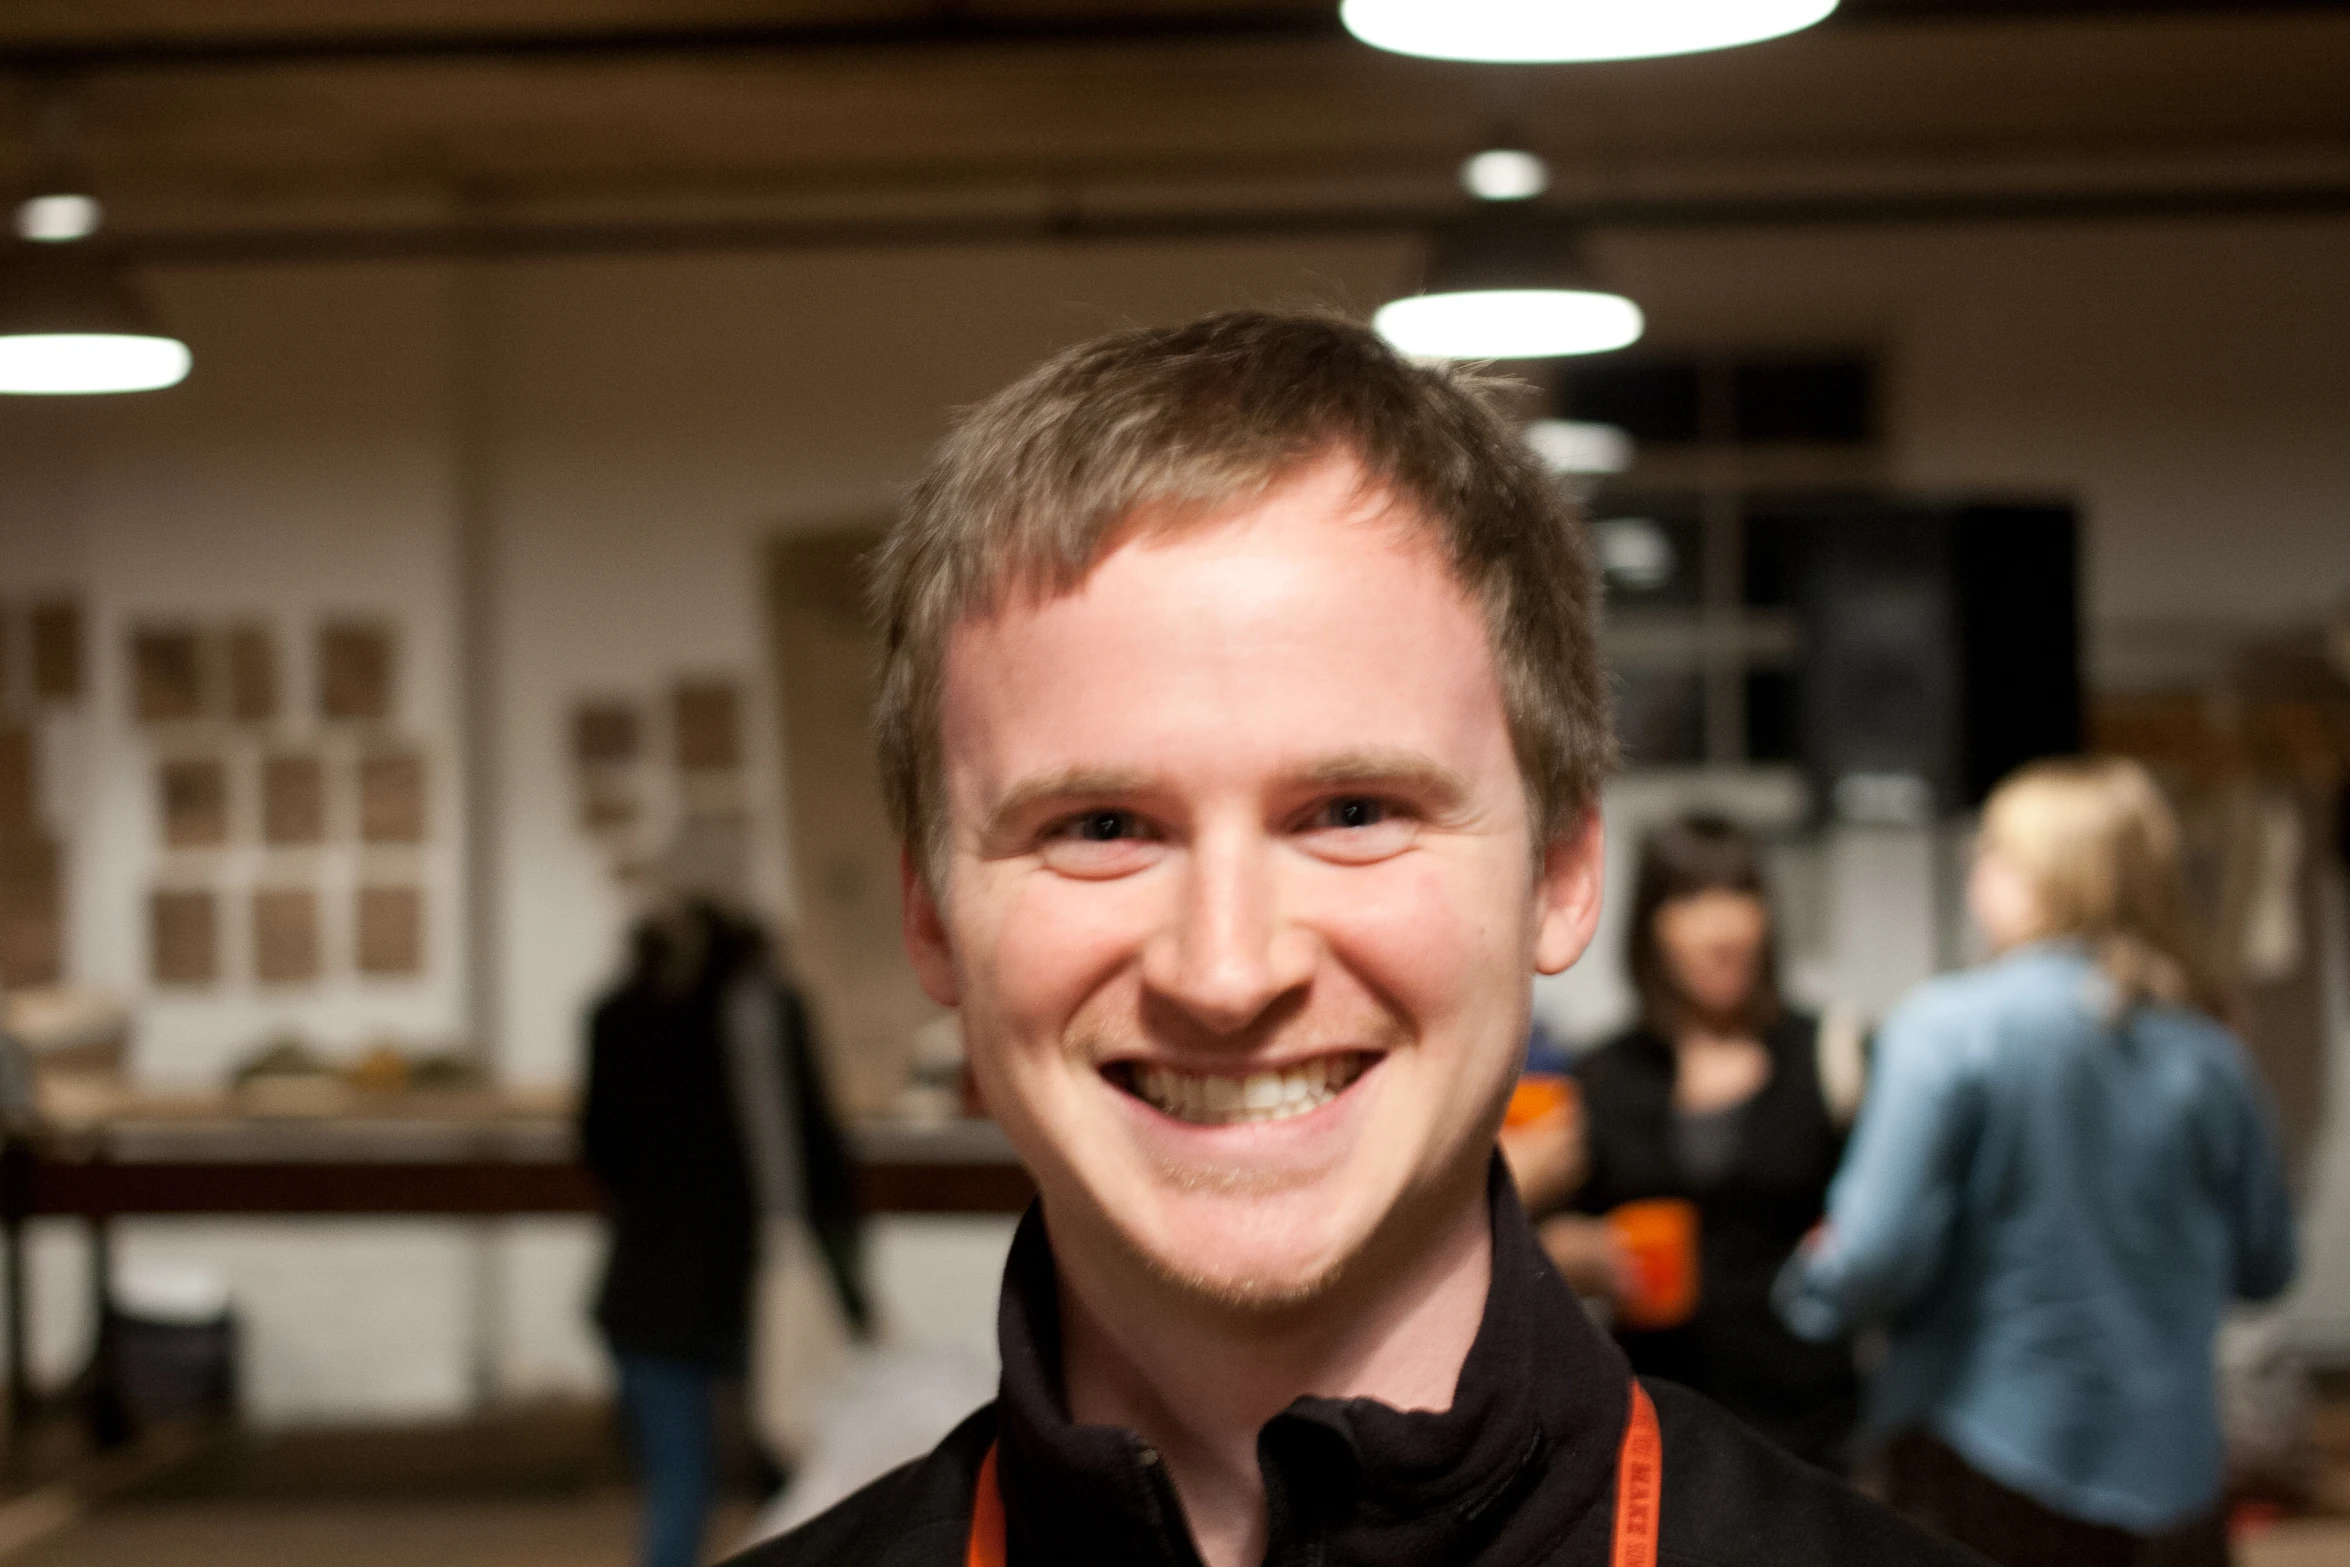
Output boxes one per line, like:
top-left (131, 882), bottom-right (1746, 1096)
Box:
top-left (1461, 148), bottom-right (1549, 202)
top-left (1342, 0), bottom-right (1839, 63)
top-left (1525, 418), bottom-right (1633, 476)
top-left (15, 194), bottom-right (105, 244)
top-left (1591, 517), bottom-right (1678, 590)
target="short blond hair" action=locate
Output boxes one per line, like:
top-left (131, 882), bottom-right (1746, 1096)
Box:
top-left (871, 310), bottom-right (1614, 882)
top-left (1979, 755), bottom-right (2218, 1016)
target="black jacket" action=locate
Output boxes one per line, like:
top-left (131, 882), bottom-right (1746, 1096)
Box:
top-left (732, 1163), bottom-right (1980, 1566)
top-left (580, 909), bottom-right (867, 1365)
top-left (1571, 1015), bottom-right (1859, 1470)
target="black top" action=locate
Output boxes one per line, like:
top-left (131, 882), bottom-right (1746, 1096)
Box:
top-left (580, 910), bottom-right (866, 1366)
top-left (731, 1161), bottom-right (1981, 1567)
top-left (1570, 1014), bottom-right (1858, 1470)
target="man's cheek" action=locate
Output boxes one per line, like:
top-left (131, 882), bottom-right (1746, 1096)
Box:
top-left (1324, 871), bottom-right (1485, 997)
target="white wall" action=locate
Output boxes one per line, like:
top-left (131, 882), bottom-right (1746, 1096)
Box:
top-left (4, 214), bottom-right (2349, 1420)
top-left (3, 263), bottom-right (467, 1078)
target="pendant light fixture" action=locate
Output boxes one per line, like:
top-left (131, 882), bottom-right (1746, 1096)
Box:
top-left (1459, 147), bottom-right (1549, 203)
top-left (1375, 207), bottom-right (1642, 361)
top-left (0, 87), bottom-right (189, 396)
top-left (1342, 0), bottom-right (1838, 64)
top-left (0, 248), bottom-right (193, 395)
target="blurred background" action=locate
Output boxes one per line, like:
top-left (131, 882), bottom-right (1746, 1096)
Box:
top-left (0, 1), bottom-right (2345, 1563)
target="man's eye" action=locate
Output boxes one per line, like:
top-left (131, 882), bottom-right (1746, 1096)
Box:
top-left (1070, 809), bottom-right (1139, 842)
top-left (1300, 795), bottom-right (1415, 863)
top-left (1037, 808), bottom-right (1161, 878)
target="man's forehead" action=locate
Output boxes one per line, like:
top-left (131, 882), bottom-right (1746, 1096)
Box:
top-left (933, 471), bottom-right (1518, 819)
top-left (953, 450), bottom-right (1456, 644)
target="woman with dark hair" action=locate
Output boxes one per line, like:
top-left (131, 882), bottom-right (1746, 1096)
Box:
top-left (1535, 813), bottom-right (1862, 1473)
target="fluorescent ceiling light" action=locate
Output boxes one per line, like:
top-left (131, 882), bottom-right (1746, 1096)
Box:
top-left (1461, 149), bottom-right (1549, 202)
top-left (0, 333), bottom-right (190, 395)
top-left (1380, 209), bottom-right (1644, 359)
top-left (1342, 0), bottom-right (1838, 63)
top-left (1376, 288), bottom-right (1643, 360)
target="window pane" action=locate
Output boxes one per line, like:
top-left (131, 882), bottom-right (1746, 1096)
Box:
top-left (1560, 360), bottom-right (1702, 444)
top-left (1732, 358), bottom-right (1872, 444)
top-left (1614, 670), bottom-right (1705, 767)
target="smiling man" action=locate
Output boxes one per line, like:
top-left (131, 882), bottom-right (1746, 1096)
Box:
top-left (738, 313), bottom-right (1976, 1567)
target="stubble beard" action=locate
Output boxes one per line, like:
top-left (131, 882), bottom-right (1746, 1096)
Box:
top-left (1060, 1008), bottom-right (1415, 1315)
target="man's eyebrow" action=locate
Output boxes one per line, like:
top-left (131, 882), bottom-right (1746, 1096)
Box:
top-left (1295, 751), bottom-right (1471, 811)
top-left (981, 768), bottom-right (1156, 837)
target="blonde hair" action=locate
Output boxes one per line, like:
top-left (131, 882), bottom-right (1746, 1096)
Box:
top-left (871, 310), bottom-right (1614, 884)
top-left (1978, 756), bottom-right (2218, 1017)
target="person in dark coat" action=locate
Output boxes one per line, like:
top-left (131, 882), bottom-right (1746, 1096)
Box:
top-left (1537, 814), bottom-right (1862, 1473)
top-left (582, 898), bottom-right (867, 1567)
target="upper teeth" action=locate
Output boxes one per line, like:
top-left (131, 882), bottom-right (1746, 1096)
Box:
top-left (1130, 1055), bottom-right (1365, 1126)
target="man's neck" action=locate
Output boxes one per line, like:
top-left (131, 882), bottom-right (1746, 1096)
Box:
top-left (1055, 1179), bottom-right (1495, 1567)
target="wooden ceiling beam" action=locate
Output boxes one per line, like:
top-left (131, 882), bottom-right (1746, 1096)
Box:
top-left (86, 176), bottom-right (2350, 267)
top-left (3, 1), bottom-right (2343, 75)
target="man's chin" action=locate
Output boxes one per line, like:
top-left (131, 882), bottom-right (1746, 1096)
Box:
top-left (1110, 1189), bottom-right (1371, 1314)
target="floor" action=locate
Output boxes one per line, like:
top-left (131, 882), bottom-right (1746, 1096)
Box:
top-left (0, 1394), bottom-right (2341, 1567)
top-left (9, 1492), bottom-right (2344, 1567)
top-left (0, 1397), bottom-right (764, 1567)
top-left (16, 1496), bottom-right (758, 1567)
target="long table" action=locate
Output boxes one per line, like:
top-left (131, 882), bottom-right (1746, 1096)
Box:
top-left (12, 1118), bottom-right (1036, 1218)
top-left (0, 1111), bottom-right (1034, 1438)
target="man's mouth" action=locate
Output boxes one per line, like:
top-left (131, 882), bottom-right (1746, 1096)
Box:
top-left (1104, 1052), bottom-right (1378, 1127)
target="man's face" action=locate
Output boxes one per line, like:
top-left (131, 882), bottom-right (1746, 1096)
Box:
top-left (903, 451), bottom-right (1602, 1308)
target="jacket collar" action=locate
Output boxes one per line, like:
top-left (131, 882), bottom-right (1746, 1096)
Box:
top-left (992, 1158), bottom-right (1633, 1566)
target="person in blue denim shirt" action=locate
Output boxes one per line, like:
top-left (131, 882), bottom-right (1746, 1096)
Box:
top-left (1776, 757), bottom-right (2296, 1567)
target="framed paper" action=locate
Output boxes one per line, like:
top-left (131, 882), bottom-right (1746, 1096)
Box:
top-left (252, 886), bottom-right (322, 985)
top-left (228, 624), bottom-right (279, 723)
top-left (30, 598), bottom-right (83, 701)
top-left (0, 831), bottom-right (61, 988)
top-left (132, 627), bottom-right (206, 722)
top-left (263, 754), bottom-right (327, 846)
top-left (356, 884), bottom-right (424, 976)
top-left (318, 622), bottom-right (396, 723)
top-left (673, 679), bottom-right (741, 772)
top-left (159, 757), bottom-right (230, 849)
top-left (150, 889), bottom-right (218, 986)
top-left (358, 751), bottom-right (426, 844)
top-left (572, 701), bottom-right (641, 765)
top-left (0, 726), bottom-right (31, 832)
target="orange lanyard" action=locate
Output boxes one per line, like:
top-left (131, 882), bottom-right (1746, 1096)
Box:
top-left (966, 1378), bottom-right (1662, 1567)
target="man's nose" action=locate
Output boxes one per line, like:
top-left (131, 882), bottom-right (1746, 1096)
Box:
top-left (1140, 829), bottom-right (1315, 1036)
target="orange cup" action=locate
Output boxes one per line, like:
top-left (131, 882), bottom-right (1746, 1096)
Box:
top-left (1607, 1198), bottom-right (1700, 1330)
top-left (1504, 1073), bottom-right (1576, 1129)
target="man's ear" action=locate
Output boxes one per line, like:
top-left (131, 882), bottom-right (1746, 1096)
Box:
top-left (1533, 807), bottom-right (1606, 977)
top-left (901, 846), bottom-right (962, 1007)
